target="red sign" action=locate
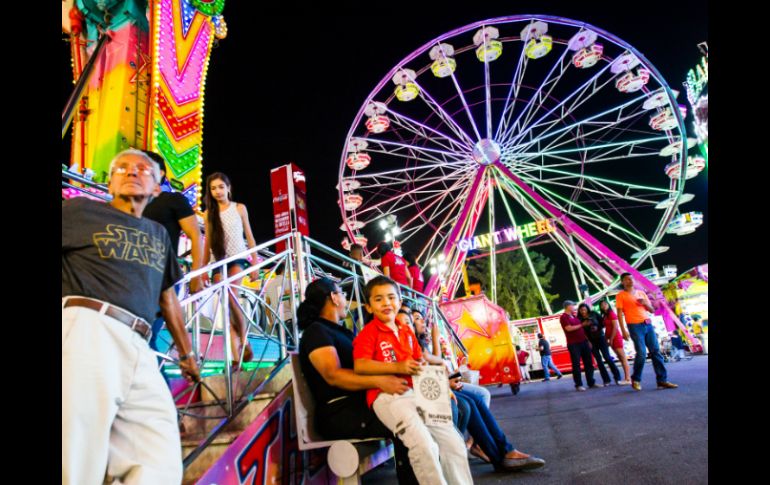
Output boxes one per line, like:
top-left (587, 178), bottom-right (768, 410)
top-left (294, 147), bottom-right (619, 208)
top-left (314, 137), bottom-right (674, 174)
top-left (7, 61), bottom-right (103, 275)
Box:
top-left (271, 163), bottom-right (310, 252)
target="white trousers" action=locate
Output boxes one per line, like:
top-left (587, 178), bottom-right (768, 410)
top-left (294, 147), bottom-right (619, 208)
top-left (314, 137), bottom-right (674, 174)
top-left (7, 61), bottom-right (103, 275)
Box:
top-left (372, 390), bottom-right (473, 485)
top-left (62, 298), bottom-right (182, 485)
top-left (519, 365), bottom-right (530, 381)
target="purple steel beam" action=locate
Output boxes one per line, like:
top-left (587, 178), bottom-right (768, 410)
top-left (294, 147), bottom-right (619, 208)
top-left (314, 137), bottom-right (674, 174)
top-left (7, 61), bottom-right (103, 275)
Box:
top-left (494, 161), bottom-right (657, 291)
top-left (425, 166), bottom-right (487, 296)
top-left (493, 161), bottom-right (702, 351)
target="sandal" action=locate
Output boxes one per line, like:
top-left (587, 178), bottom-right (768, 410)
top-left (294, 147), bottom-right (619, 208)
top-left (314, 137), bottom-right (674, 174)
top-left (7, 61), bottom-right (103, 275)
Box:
top-left (470, 444), bottom-right (491, 463)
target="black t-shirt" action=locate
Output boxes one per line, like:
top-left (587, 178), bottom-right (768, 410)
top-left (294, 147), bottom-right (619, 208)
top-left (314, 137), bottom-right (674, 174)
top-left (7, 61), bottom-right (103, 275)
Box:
top-left (538, 338), bottom-right (551, 356)
top-left (299, 317), bottom-right (363, 405)
top-left (62, 198), bottom-right (182, 323)
top-left (142, 191), bottom-right (195, 253)
top-left (582, 312), bottom-right (605, 342)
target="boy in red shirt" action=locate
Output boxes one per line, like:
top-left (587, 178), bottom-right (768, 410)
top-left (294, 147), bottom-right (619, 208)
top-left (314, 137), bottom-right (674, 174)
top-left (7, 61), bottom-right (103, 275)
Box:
top-left (353, 276), bottom-right (472, 485)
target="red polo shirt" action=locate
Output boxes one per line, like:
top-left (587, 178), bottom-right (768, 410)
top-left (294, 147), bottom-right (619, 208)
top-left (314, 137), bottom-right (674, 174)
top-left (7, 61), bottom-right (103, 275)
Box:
top-left (560, 312), bottom-right (587, 345)
top-left (353, 317), bottom-right (423, 407)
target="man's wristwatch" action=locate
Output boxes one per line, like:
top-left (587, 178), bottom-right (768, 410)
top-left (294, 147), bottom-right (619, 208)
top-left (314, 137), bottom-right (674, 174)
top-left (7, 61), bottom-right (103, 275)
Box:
top-left (179, 351), bottom-right (196, 362)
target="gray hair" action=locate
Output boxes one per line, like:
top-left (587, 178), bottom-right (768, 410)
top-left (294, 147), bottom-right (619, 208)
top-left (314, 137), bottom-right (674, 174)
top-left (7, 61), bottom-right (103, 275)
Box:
top-left (108, 149), bottom-right (161, 184)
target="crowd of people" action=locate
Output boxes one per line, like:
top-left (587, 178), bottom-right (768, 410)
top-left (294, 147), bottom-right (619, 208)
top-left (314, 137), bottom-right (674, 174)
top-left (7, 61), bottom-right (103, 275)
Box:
top-left (63, 148), bottom-right (684, 484)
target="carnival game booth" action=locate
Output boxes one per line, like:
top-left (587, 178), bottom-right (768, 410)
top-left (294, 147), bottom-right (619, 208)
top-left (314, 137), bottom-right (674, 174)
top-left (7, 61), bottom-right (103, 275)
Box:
top-left (663, 264), bottom-right (708, 353)
top-left (509, 315), bottom-right (571, 376)
top-left (440, 294), bottom-right (523, 395)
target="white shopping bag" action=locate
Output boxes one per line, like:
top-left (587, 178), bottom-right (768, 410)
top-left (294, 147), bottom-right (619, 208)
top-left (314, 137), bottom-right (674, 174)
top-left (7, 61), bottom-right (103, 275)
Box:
top-left (413, 365), bottom-right (453, 427)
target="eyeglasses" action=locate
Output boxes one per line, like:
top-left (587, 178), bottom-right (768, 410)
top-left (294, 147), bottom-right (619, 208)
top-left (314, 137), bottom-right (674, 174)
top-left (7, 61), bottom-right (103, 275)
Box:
top-left (112, 162), bottom-right (156, 178)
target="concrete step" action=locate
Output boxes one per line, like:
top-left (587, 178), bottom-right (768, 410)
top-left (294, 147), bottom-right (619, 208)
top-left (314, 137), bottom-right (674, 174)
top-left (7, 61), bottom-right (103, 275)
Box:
top-left (181, 430), bottom-right (240, 485)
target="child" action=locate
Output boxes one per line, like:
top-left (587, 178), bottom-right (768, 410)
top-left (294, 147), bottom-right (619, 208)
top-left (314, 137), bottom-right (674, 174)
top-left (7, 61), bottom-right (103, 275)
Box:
top-left (353, 276), bottom-right (473, 485)
top-left (516, 345), bottom-right (530, 382)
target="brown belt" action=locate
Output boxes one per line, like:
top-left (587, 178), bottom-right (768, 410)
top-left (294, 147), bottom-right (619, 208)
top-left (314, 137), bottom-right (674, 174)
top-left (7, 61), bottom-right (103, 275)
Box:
top-left (63, 297), bottom-right (152, 341)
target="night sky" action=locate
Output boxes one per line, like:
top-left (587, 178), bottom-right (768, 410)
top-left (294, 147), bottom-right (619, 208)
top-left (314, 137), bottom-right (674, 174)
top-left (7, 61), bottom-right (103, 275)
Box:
top-left (61, 1), bottom-right (708, 302)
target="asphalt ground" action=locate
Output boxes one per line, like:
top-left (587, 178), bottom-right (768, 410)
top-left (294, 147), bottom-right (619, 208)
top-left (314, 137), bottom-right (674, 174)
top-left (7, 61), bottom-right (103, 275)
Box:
top-left (363, 355), bottom-right (708, 484)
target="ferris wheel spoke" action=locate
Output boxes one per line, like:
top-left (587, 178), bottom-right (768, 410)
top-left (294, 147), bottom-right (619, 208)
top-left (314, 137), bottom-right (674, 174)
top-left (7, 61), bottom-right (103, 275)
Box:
top-left (416, 174), bottom-right (484, 263)
top-left (502, 62), bottom-right (615, 148)
top-left (386, 107), bottom-right (474, 152)
top-left (350, 160), bottom-right (469, 182)
top-left (354, 169), bottom-right (475, 220)
top-left (413, 81), bottom-right (478, 146)
top-left (438, 56), bottom-right (484, 141)
top-left (494, 175), bottom-right (625, 285)
top-left (483, 46), bottom-right (493, 139)
top-left (510, 135), bottom-right (670, 160)
top-left (513, 161), bottom-right (675, 195)
top-left (522, 177), bottom-right (664, 206)
top-left (354, 168), bottom-right (471, 190)
top-left (507, 93), bottom-right (650, 156)
top-left (363, 137), bottom-right (471, 164)
top-left (504, 174), bottom-right (651, 247)
top-left (397, 175), bottom-right (474, 237)
top-left (494, 41), bottom-right (529, 140)
top-left (498, 46), bottom-right (572, 145)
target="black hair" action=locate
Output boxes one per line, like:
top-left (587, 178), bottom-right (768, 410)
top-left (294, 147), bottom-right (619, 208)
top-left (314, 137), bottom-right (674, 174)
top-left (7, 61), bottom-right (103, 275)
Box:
top-left (577, 303), bottom-right (591, 317)
top-left (141, 150), bottom-right (168, 180)
top-left (411, 307), bottom-right (425, 319)
top-left (620, 272), bottom-right (632, 281)
top-left (296, 277), bottom-right (337, 331)
top-left (364, 275), bottom-right (400, 303)
top-left (515, 345), bottom-right (521, 351)
top-left (204, 172), bottom-right (234, 261)
top-left (403, 252), bottom-right (417, 266)
top-left (274, 262), bottom-right (285, 275)
top-left (350, 243), bottom-right (364, 252)
top-left (377, 241), bottom-right (392, 255)
top-left (536, 333), bottom-right (543, 339)
top-left (598, 299), bottom-right (612, 318)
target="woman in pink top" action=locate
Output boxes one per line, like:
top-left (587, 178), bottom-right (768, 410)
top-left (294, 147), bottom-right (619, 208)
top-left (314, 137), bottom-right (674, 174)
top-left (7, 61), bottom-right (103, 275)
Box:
top-left (599, 300), bottom-right (630, 384)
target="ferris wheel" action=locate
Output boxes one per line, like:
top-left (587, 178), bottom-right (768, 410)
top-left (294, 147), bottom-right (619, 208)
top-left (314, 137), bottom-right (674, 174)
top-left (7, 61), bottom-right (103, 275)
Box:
top-left (337, 15), bottom-right (704, 307)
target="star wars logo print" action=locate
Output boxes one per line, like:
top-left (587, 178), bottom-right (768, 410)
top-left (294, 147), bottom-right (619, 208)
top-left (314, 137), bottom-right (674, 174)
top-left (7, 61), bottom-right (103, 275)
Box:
top-left (93, 224), bottom-right (166, 273)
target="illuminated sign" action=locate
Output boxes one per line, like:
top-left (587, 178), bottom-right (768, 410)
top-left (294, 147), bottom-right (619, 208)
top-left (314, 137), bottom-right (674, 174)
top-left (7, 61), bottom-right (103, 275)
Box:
top-left (457, 219), bottom-right (556, 252)
top-left (685, 55), bottom-right (708, 106)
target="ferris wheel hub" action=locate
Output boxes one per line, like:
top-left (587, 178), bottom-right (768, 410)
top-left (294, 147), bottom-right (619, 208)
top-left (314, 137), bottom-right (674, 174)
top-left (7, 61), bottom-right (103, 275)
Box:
top-left (472, 139), bottom-right (501, 165)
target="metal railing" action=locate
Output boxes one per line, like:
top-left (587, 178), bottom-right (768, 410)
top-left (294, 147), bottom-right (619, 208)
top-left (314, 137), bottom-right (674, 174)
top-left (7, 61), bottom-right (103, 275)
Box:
top-left (61, 179), bottom-right (469, 466)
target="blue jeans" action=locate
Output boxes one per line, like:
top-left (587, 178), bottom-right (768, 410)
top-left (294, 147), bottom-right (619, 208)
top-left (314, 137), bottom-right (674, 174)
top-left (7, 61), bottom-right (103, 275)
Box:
top-left (451, 392), bottom-right (471, 434)
top-left (456, 388), bottom-right (514, 469)
top-left (540, 355), bottom-right (562, 380)
top-left (628, 323), bottom-right (668, 383)
top-left (567, 341), bottom-right (595, 388)
top-left (459, 382), bottom-right (491, 408)
top-left (589, 337), bottom-right (621, 383)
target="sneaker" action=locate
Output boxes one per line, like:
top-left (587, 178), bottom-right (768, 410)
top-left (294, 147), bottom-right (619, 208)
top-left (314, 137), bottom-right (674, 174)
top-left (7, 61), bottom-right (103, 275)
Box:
top-left (588, 384), bottom-right (599, 389)
top-left (603, 382), bottom-right (611, 387)
top-left (617, 380), bottom-right (631, 386)
top-left (557, 374), bottom-right (563, 379)
top-left (631, 381), bottom-right (642, 391)
top-left (657, 381), bottom-right (679, 389)
top-left (576, 386), bottom-right (586, 392)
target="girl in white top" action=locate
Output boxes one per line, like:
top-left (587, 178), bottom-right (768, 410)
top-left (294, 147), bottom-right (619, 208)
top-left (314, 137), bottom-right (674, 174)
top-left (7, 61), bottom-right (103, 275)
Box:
top-left (203, 172), bottom-right (259, 366)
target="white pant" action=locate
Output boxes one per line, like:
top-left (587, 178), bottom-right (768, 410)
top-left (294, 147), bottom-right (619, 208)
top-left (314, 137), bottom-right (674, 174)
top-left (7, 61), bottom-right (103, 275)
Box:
top-left (373, 390), bottom-right (473, 485)
top-left (62, 299), bottom-right (182, 485)
top-left (519, 365), bottom-right (530, 381)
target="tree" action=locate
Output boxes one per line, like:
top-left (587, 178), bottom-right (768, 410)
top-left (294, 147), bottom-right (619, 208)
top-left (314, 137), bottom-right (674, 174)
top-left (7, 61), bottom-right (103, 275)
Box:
top-left (465, 250), bottom-right (559, 320)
